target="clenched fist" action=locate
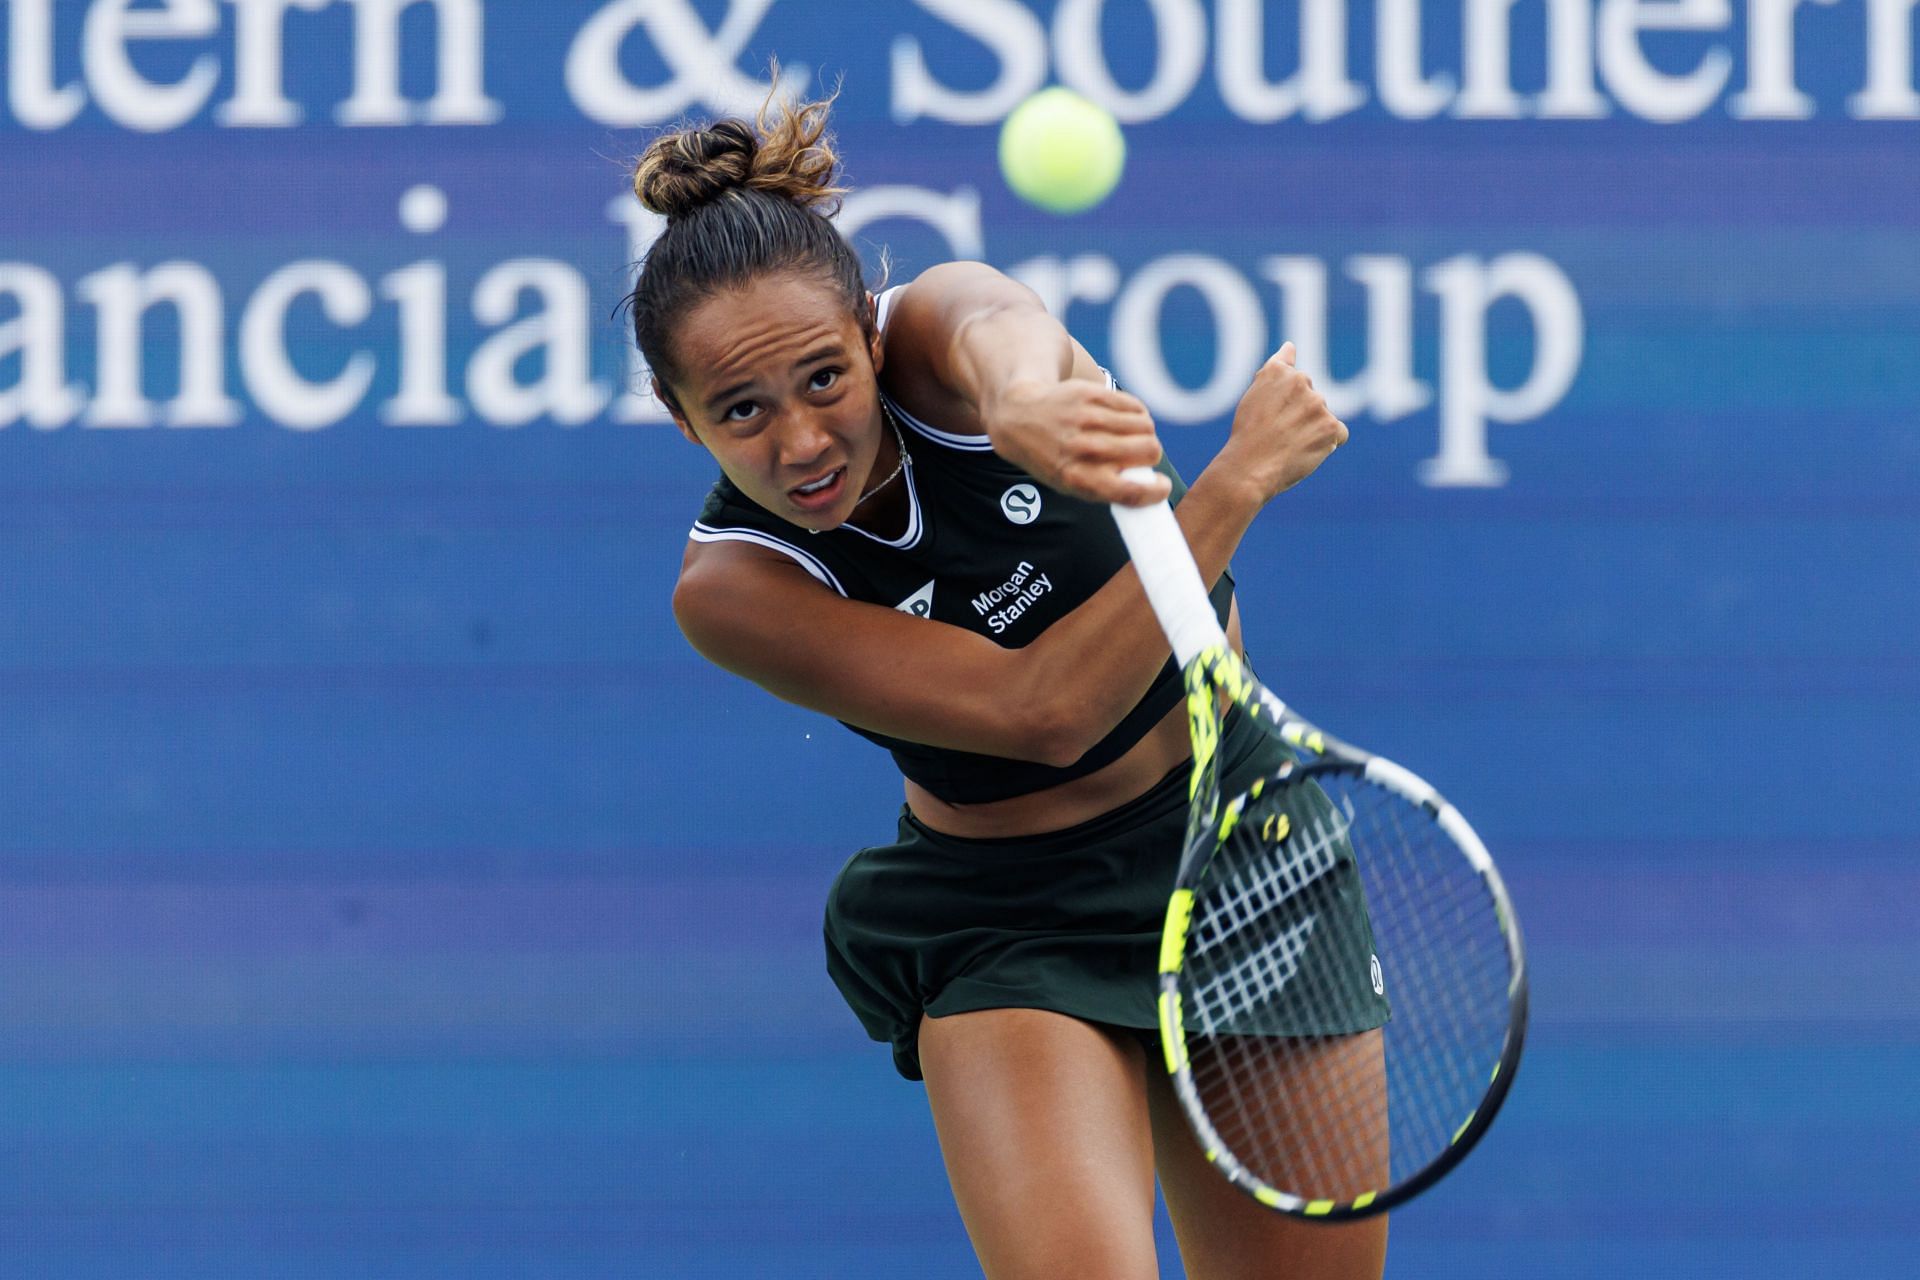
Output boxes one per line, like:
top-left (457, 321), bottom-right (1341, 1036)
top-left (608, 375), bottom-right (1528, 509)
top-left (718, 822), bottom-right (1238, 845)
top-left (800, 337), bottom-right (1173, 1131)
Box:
top-left (1216, 342), bottom-right (1349, 503)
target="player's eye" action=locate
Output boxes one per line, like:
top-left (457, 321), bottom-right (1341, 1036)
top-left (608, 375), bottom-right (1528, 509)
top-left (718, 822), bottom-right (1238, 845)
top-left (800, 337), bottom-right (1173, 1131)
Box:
top-left (723, 401), bottom-right (761, 424)
top-left (808, 368), bottom-right (841, 392)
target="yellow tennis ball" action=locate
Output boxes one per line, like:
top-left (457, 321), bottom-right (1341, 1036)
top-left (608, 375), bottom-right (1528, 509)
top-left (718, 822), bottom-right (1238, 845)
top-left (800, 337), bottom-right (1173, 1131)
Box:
top-left (998, 87), bottom-right (1126, 215)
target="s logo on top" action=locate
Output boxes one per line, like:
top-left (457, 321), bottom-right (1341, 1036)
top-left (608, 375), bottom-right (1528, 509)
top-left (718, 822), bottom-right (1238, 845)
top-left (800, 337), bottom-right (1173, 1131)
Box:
top-left (1000, 484), bottom-right (1042, 525)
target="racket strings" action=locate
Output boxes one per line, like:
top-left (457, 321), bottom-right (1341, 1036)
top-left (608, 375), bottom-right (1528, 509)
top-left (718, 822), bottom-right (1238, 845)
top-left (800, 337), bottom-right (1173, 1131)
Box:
top-left (1367, 789), bottom-right (1508, 1160)
top-left (1177, 769), bottom-right (1515, 1202)
top-left (1351, 781), bottom-right (1511, 1176)
top-left (1188, 857), bottom-right (1388, 1196)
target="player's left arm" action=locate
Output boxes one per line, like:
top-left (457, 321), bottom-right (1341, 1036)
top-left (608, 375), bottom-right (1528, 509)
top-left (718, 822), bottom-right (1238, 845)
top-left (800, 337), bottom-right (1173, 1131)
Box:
top-left (879, 261), bottom-right (1172, 507)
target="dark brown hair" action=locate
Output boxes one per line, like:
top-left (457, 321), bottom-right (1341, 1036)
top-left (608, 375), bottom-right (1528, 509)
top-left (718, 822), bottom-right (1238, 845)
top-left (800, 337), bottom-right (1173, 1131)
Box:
top-left (626, 89), bottom-right (871, 413)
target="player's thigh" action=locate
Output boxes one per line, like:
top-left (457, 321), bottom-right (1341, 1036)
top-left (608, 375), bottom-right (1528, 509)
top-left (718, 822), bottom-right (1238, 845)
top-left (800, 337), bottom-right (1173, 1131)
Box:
top-left (919, 1008), bottom-right (1160, 1280)
top-left (1145, 1031), bottom-right (1389, 1280)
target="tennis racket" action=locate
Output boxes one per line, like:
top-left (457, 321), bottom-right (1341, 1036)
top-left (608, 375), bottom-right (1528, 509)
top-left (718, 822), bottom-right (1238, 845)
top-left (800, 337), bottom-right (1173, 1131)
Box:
top-left (1110, 469), bottom-right (1528, 1220)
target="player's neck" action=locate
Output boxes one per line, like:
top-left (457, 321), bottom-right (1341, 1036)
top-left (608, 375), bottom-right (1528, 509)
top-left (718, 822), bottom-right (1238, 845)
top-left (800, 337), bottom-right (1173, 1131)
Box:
top-left (844, 415), bottom-right (911, 540)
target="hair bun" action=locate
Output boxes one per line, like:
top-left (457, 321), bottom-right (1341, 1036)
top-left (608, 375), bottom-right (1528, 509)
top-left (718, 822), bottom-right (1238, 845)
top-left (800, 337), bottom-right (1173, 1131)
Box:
top-left (632, 91), bottom-right (847, 222)
top-left (633, 119), bottom-right (758, 219)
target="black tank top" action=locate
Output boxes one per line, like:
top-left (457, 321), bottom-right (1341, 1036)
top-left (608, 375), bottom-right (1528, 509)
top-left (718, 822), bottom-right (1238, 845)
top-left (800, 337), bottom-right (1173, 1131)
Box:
top-left (688, 291), bottom-right (1234, 804)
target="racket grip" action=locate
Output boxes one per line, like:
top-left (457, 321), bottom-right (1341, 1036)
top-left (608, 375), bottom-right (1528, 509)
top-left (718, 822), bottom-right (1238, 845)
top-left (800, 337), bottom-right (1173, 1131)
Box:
top-left (1111, 465), bottom-right (1229, 668)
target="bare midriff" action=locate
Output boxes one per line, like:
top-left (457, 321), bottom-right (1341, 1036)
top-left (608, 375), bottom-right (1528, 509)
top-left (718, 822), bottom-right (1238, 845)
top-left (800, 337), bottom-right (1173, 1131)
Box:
top-left (903, 603), bottom-right (1242, 840)
top-left (903, 700), bottom-right (1191, 839)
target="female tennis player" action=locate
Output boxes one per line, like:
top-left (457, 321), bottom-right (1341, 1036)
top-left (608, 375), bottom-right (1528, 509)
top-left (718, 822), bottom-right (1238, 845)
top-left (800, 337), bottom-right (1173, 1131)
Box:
top-left (629, 94), bottom-right (1382, 1280)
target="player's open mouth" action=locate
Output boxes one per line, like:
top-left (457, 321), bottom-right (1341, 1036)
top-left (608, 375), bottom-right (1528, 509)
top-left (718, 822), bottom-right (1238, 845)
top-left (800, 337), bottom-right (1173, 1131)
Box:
top-left (789, 467), bottom-right (846, 510)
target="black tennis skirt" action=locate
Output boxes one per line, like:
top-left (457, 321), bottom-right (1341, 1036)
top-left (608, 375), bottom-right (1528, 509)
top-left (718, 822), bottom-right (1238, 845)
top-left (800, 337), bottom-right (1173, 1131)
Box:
top-left (823, 710), bottom-right (1388, 1081)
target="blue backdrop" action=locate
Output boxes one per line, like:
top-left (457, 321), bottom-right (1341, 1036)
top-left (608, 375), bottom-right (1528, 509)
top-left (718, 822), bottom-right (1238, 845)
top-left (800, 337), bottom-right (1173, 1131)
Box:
top-left (2, 2), bottom-right (1915, 1276)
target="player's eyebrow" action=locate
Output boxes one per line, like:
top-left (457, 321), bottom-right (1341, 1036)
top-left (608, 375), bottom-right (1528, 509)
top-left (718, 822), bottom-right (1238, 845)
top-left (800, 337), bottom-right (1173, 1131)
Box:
top-left (704, 378), bottom-right (757, 412)
top-left (704, 343), bottom-right (848, 413)
top-left (792, 341), bottom-right (848, 368)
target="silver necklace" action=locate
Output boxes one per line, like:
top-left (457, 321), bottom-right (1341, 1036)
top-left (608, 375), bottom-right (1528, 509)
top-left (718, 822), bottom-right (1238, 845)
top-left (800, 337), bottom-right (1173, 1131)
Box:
top-left (856, 404), bottom-right (909, 505)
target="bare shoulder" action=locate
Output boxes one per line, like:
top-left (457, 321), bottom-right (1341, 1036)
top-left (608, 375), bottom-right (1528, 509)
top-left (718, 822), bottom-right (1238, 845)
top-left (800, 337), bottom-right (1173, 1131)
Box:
top-left (882, 261), bottom-right (1039, 356)
top-left (879, 262), bottom-right (1051, 431)
top-left (672, 537), bottom-right (830, 663)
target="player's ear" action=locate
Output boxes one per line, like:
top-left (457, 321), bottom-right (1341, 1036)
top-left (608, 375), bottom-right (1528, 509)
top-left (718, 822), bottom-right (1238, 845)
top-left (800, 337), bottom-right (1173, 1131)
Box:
top-left (655, 378), bottom-right (700, 445)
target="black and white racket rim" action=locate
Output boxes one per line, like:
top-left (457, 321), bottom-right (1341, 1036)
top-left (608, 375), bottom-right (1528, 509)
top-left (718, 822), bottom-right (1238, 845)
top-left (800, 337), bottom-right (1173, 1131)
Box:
top-left (1157, 757), bottom-right (1529, 1221)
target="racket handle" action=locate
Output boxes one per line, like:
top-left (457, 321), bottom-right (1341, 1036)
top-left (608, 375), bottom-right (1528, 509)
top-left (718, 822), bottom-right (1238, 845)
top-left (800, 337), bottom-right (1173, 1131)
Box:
top-left (1110, 465), bottom-right (1229, 668)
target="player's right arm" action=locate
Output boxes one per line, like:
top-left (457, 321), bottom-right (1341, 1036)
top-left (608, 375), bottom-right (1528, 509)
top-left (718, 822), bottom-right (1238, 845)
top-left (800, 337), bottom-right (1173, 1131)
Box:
top-left (674, 348), bottom-right (1341, 767)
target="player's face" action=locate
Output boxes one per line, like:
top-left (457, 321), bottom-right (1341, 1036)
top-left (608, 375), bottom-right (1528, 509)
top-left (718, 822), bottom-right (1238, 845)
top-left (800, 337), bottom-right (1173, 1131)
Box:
top-left (664, 272), bottom-right (888, 533)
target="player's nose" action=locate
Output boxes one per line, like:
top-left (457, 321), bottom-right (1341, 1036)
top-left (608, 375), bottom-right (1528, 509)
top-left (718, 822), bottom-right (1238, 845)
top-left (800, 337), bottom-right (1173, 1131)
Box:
top-left (778, 412), bottom-right (834, 469)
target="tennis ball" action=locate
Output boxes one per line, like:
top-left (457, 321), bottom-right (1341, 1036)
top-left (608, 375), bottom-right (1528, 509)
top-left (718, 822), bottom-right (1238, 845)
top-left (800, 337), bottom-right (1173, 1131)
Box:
top-left (998, 87), bottom-right (1126, 215)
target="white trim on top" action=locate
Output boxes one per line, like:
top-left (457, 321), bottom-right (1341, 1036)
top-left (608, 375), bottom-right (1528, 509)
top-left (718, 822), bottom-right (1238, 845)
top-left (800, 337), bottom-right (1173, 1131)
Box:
top-left (887, 368), bottom-right (1120, 451)
top-left (688, 522), bottom-right (848, 597)
top-left (872, 283), bottom-right (995, 452)
top-left (838, 444), bottom-right (924, 549)
top-left (874, 284), bottom-right (906, 334)
top-left (883, 393), bottom-right (996, 452)
top-left (874, 276), bottom-right (1123, 453)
